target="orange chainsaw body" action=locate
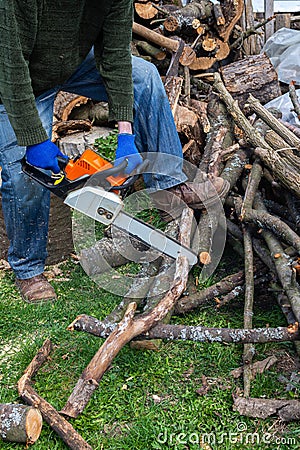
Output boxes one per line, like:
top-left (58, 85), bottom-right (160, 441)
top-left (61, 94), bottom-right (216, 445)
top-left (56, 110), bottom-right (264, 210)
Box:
top-left (64, 149), bottom-right (127, 187)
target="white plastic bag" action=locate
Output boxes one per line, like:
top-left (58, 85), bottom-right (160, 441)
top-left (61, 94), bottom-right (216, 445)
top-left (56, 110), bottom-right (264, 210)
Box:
top-left (265, 90), bottom-right (300, 125)
top-left (262, 28), bottom-right (300, 85)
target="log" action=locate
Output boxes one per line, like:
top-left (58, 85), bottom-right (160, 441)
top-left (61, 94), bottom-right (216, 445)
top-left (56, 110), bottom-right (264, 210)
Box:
top-left (198, 91), bottom-right (235, 174)
top-left (254, 147), bottom-right (300, 200)
top-left (220, 53), bottom-right (281, 110)
top-left (212, 73), bottom-right (300, 199)
top-left (17, 339), bottom-right (92, 450)
top-left (0, 404), bottom-right (42, 444)
top-left (134, 2), bottom-right (158, 20)
top-left (233, 395), bottom-right (300, 421)
top-left (52, 119), bottom-right (92, 139)
top-left (175, 270), bottom-right (244, 313)
top-left (163, 0), bottom-right (214, 34)
top-left (134, 40), bottom-right (166, 60)
top-left (213, 2), bottom-right (225, 26)
top-left (247, 94), bottom-right (300, 150)
top-left (217, 0), bottom-right (244, 42)
top-left (253, 194), bottom-right (300, 323)
top-left (188, 40), bottom-right (230, 71)
top-left (175, 104), bottom-right (204, 145)
top-left (240, 0), bottom-right (263, 55)
top-left (69, 314), bottom-right (300, 344)
top-left (189, 99), bottom-right (210, 134)
top-left (53, 92), bottom-right (89, 121)
top-left (242, 202), bottom-right (300, 254)
top-left (242, 225), bottom-right (255, 397)
top-left (132, 22), bottom-right (196, 66)
top-left (67, 101), bottom-right (109, 125)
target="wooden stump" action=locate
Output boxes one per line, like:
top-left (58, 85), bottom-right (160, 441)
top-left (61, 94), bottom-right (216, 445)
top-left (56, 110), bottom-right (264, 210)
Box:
top-left (0, 194), bottom-right (74, 265)
top-left (0, 404), bottom-right (42, 444)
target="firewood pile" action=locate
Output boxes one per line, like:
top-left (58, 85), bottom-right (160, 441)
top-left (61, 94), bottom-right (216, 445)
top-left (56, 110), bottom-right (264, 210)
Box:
top-left (4, 3), bottom-right (300, 449)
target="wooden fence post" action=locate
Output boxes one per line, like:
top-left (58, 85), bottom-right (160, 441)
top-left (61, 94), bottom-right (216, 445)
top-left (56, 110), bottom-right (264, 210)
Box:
top-left (264, 0), bottom-right (274, 41)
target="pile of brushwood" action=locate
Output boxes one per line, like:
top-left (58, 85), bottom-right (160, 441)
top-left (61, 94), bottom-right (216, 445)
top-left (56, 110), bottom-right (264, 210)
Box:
top-left (3, 2), bottom-right (300, 449)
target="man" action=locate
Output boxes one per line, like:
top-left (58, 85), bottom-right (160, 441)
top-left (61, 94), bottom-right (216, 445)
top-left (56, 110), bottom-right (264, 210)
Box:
top-left (0, 1), bottom-right (229, 303)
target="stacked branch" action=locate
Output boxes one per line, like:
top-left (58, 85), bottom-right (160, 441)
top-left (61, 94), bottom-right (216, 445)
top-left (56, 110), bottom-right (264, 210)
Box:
top-left (132, 0), bottom-right (244, 71)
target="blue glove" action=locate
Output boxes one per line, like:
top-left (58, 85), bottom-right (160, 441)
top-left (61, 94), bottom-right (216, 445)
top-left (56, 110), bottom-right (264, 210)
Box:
top-left (26, 139), bottom-right (68, 173)
top-left (115, 133), bottom-right (143, 175)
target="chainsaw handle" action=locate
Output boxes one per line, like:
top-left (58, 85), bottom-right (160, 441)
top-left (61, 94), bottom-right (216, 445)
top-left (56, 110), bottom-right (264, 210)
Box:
top-left (87, 159), bottom-right (128, 186)
top-left (108, 159), bottom-right (150, 192)
top-left (21, 156), bottom-right (130, 199)
top-left (57, 155), bottom-right (70, 170)
top-left (21, 156), bottom-right (90, 198)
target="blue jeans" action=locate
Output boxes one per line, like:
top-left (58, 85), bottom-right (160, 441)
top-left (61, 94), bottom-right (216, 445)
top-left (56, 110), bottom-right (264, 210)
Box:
top-left (0, 53), bottom-right (186, 279)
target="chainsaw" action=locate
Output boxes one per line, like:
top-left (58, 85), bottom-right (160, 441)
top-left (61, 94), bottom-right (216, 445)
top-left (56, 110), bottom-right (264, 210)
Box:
top-left (22, 148), bottom-right (198, 265)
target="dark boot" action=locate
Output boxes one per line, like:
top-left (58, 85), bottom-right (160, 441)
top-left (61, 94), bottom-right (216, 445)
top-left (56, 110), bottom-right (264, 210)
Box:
top-left (16, 274), bottom-right (57, 303)
top-left (151, 176), bottom-right (230, 221)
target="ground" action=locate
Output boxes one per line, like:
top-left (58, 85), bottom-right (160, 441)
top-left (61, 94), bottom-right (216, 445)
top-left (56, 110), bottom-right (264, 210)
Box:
top-left (0, 247), bottom-right (300, 449)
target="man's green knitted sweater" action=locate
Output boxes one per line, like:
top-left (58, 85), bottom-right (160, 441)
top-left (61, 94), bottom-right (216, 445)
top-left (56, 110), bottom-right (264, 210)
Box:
top-left (0, 0), bottom-right (134, 146)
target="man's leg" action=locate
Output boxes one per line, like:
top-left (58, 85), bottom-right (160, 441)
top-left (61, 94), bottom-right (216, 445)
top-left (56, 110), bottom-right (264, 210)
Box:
top-left (0, 89), bottom-right (57, 301)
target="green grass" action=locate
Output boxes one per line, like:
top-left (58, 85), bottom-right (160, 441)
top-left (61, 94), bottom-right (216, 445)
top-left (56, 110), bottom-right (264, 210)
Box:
top-left (1, 250), bottom-right (300, 450)
top-left (1, 132), bottom-right (299, 448)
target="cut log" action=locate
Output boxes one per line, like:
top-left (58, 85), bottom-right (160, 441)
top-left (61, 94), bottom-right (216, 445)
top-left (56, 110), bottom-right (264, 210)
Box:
top-left (175, 104), bottom-right (203, 144)
top-left (0, 404), bottom-right (42, 444)
top-left (52, 119), bottom-right (92, 139)
top-left (233, 395), bottom-right (300, 421)
top-left (188, 40), bottom-right (230, 71)
top-left (213, 3), bottom-right (225, 25)
top-left (134, 2), bottom-right (158, 20)
top-left (163, 0), bottom-right (214, 34)
top-left (17, 339), bottom-right (92, 450)
top-left (217, 0), bottom-right (244, 42)
top-left (134, 40), bottom-right (166, 60)
top-left (69, 314), bottom-right (300, 344)
top-left (220, 53), bottom-right (281, 110)
top-left (53, 92), bottom-right (89, 121)
top-left (132, 22), bottom-right (196, 66)
top-left (202, 36), bottom-right (217, 52)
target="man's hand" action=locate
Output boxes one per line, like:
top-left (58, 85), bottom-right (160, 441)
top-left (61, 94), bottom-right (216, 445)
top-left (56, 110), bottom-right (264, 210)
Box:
top-left (115, 133), bottom-right (143, 175)
top-left (26, 139), bottom-right (68, 173)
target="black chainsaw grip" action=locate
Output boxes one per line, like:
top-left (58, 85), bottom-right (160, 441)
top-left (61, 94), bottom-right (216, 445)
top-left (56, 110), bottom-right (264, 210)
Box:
top-left (57, 155), bottom-right (69, 170)
top-left (87, 159), bottom-right (128, 187)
